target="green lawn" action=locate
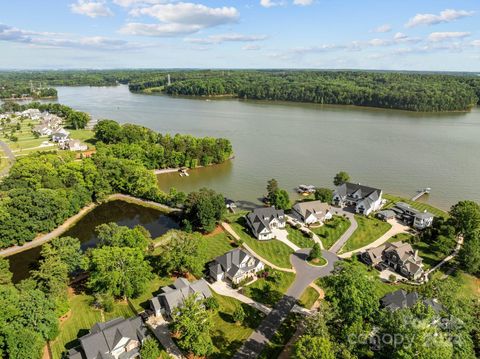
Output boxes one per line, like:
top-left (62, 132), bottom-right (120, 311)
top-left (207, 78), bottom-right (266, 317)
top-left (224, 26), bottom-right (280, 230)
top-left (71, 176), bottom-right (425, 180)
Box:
top-left (383, 194), bottom-right (448, 218)
top-left (129, 275), bottom-right (174, 313)
top-left (210, 292), bottom-right (265, 359)
top-left (339, 215), bottom-right (391, 253)
top-left (197, 231), bottom-right (237, 266)
top-left (408, 240), bottom-right (445, 269)
top-left (258, 313), bottom-right (301, 359)
top-left (286, 225), bottom-right (314, 248)
top-left (298, 287), bottom-right (320, 309)
top-left (242, 268), bottom-right (295, 306)
top-left (387, 232), bottom-right (415, 243)
top-left (50, 292), bottom-right (137, 359)
top-left (310, 215), bottom-right (351, 250)
top-left (231, 221), bottom-right (294, 269)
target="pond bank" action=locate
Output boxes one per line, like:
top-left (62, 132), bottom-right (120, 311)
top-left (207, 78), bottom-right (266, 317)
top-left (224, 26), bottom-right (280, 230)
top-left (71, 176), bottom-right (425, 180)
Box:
top-left (153, 156), bottom-right (235, 175)
top-left (0, 193), bottom-right (179, 258)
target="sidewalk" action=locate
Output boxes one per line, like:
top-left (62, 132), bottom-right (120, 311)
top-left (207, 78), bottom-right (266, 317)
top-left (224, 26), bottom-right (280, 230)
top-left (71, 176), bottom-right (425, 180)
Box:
top-left (147, 316), bottom-right (185, 359)
top-left (209, 282), bottom-right (272, 315)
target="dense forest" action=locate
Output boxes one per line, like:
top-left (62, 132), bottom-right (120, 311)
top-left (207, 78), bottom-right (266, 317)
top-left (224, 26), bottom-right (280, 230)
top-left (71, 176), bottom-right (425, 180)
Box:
top-left (1, 70), bottom-right (480, 112)
top-left (0, 119), bottom-right (232, 249)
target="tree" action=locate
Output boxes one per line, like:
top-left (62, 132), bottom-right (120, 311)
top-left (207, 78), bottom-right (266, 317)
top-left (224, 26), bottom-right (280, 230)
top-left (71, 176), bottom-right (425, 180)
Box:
top-left (314, 187), bottom-right (333, 203)
top-left (449, 200), bottom-right (480, 236)
top-left (171, 295), bottom-right (214, 357)
top-left (459, 230), bottom-right (480, 275)
top-left (86, 246), bottom-right (153, 299)
top-left (156, 231), bottom-right (204, 277)
top-left (32, 255), bottom-right (69, 312)
top-left (67, 111), bottom-right (89, 129)
top-left (266, 178), bottom-right (279, 202)
top-left (232, 305), bottom-right (245, 324)
top-left (333, 171), bottom-right (350, 186)
top-left (204, 296), bottom-right (219, 311)
top-left (140, 338), bottom-right (162, 359)
top-left (183, 188), bottom-right (225, 233)
top-left (294, 335), bottom-right (335, 359)
top-left (0, 258), bottom-right (12, 285)
top-left (40, 236), bottom-right (82, 274)
top-left (96, 223), bottom-right (151, 251)
top-left (309, 243), bottom-right (323, 261)
top-left (270, 189), bottom-right (291, 210)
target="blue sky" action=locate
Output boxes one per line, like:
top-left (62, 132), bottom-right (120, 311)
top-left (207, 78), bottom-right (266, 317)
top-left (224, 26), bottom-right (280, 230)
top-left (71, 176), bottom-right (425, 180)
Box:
top-left (0, 0), bottom-right (479, 70)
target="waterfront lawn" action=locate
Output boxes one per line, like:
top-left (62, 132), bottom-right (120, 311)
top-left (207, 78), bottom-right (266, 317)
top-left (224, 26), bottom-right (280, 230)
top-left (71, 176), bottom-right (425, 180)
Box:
top-left (310, 216), bottom-right (351, 250)
top-left (383, 194), bottom-right (448, 218)
top-left (50, 292), bottom-right (137, 359)
top-left (299, 287), bottom-right (320, 309)
top-left (242, 268), bottom-right (295, 307)
top-left (210, 292), bottom-right (264, 359)
top-left (258, 313), bottom-right (300, 359)
top-left (231, 221), bottom-right (294, 269)
top-left (286, 225), bottom-right (314, 248)
top-left (387, 232), bottom-right (415, 243)
top-left (197, 231), bottom-right (237, 266)
top-left (340, 216), bottom-right (391, 253)
top-left (388, 234), bottom-right (446, 269)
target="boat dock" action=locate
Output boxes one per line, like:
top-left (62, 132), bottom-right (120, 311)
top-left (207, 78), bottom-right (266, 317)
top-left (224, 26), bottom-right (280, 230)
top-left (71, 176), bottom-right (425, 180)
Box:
top-left (411, 187), bottom-right (431, 201)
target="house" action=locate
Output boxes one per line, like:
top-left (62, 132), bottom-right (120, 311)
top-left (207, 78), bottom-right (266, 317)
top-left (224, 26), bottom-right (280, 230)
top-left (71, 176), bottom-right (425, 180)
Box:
top-left (33, 124), bottom-right (53, 137)
top-left (376, 209), bottom-right (396, 221)
top-left (361, 241), bottom-right (424, 280)
top-left (333, 182), bottom-right (383, 216)
top-left (381, 290), bottom-right (444, 313)
top-left (52, 131), bottom-right (69, 143)
top-left (245, 207), bottom-right (286, 240)
top-left (67, 316), bottom-right (148, 359)
top-left (291, 200), bottom-right (332, 225)
top-left (149, 278), bottom-right (212, 318)
top-left (391, 202), bottom-right (434, 230)
top-left (209, 248), bottom-right (264, 285)
top-left (67, 139), bottom-right (88, 151)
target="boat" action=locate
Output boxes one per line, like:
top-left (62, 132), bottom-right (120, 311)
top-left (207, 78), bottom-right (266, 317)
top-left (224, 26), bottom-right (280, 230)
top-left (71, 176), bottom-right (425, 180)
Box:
top-left (179, 168), bottom-right (189, 177)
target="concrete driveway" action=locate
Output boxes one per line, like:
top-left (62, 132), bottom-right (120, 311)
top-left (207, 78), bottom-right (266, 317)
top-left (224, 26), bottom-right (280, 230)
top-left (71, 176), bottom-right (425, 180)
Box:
top-left (272, 227), bottom-right (300, 251)
top-left (329, 208), bottom-right (358, 253)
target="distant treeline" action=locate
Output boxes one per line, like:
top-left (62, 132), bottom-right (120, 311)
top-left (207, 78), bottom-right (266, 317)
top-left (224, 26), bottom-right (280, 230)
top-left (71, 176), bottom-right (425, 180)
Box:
top-left (0, 84), bottom-right (57, 99)
top-left (2, 70), bottom-right (480, 112)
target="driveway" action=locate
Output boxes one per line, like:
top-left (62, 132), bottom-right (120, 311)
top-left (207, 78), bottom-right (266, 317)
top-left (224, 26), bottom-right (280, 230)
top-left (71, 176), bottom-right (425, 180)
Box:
top-left (329, 208), bottom-right (358, 253)
top-left (272, 227), bottom-right (300, 251)
top-left (209, 281), bottom-right (271, 315)
top-left (147, 316), bottom-right (185, 359)
top-left (0, 140), bottom-right (15, 177)
top-left (233, 249), bottom-right (339, 359)
top-left (338, 218), bottom-right (410, 258)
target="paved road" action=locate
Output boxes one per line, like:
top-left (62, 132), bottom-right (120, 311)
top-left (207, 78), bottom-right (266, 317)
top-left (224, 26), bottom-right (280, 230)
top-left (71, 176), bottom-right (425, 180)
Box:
top-left (233, 249), bottom-right (339, 359)
top-left (0, 140), bottom-right (15, 177)
top-left (329, 209), bottom-right (358, 253)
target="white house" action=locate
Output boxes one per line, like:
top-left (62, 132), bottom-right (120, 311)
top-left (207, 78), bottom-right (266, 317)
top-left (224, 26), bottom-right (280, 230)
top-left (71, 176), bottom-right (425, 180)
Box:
top-left (209, 248), bottom-right (265, 284)
top-left (333, 182), bottom-right (383, 216)
top-left (291, 200), bottom-right (332, 225)
top-left (67, 139), bottom-right (88, 152)
top-left (246, 207), bottom-right (286, 240)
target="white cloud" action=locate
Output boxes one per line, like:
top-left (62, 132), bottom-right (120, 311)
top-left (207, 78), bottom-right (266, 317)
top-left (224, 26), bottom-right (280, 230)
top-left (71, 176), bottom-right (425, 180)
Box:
top-left (70, 0), bottom-right (113, 18)
top-left (260, 0), bottom-right (282, 8)
top-left (372, 24), bottom-right (392, 33)
top-left (406, 9), bottom-right (474, 28)
top-left (121, 2), bottom-right (239, 36)
top-left (0, 23), bottom-right (143, 51)
top-left (112, 0), bottom-right (169, 6)
top-left (185, 33), bottom-right (267, 44)
top-left (293, 0), bottom-right (313, 6)
top-left (428, 32), bottom-right (470, 42)
top-left (242, 44), bottom-right (261, 51)
top-left (472, 40), bottom-right (480, 47)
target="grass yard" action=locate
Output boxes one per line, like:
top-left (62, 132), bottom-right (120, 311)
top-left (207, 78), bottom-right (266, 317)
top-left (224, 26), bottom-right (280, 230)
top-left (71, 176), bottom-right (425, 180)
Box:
top-left (242, 268), bottom-right (295, 306)
top-left (128, 275), bottom-right (174, 313)
top-left (299, 286), bottom-right (320, 309)
top-left (231, 221), bottom-right (294, 269)
top-left (408, 240), bottom-right (444, 269)
top-left (340, 215), bottom-right (391, 253)
top-left (258, 313), bottom-right (301, 359)
top-left (49, 292), bottom-right (136, 359)
top-left (387, 232), bottom-right (415, 243)
top-left (210, 292), bottom-right (265, 359)
top-left (383, 194), bottom-right (448, 218)
top-left (310, 215), bottom-right (351, 250)
top-left (69, 129), bottom-right (95, 144)
top-left (197, 231), bottom-right (237, 266)
top-left (286, 225), bottom-right (314, 248)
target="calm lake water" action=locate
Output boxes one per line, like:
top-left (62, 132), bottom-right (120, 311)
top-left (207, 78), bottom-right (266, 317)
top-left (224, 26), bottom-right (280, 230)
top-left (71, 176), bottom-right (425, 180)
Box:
top-left (8, 200), bottom-right (178, 282)
top-left (55, 85), bottom-right (480, 210)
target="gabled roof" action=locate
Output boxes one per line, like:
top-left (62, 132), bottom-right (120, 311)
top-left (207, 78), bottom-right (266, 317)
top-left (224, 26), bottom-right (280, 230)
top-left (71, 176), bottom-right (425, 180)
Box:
top-left (246, 207), bottom-right (285, 237)
top-left (211, 248), bottom-right (263, 279)
top-left (292, 201), bottom-right (330, 220)
top-left (157, 278), bottom-right (212, 314)
top-left (381, 290), bottom-right (444, 313)
top-left (334, 182), bottom-right (382, 202)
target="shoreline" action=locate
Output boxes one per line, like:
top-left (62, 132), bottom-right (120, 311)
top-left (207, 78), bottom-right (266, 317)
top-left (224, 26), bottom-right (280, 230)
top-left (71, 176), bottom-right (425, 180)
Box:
top-left (154, 156), bottom-right (235, 175)
top-left (0, 193), bottom-right (179, 258)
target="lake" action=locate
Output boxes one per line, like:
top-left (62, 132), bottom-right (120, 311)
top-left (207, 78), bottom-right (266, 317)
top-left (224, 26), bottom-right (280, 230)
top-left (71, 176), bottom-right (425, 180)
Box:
top-left (55, 85), bottom-right (480, 210)
top-left (8, 200), bottom-right (178, 283)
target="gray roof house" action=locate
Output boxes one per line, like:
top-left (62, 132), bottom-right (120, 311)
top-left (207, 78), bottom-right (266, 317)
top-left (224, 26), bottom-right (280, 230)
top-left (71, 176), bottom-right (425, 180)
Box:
top-left (391, 202), bottom-right (434, 230)
top-left (149, 278), bottom-right (212, 318)
top-left (291, 200), bottom-right (332, 225)
top-left (381, 290), bottom-right (444, 313)
top-left (67, 317), bottom-right (148, 359)
top-left (209, 248), bottom-right (265, 285)
top-left (245, 207), bottom-right (286, 240)
top-left (333, 182), bottom-right (383, 216)
top-left (361, 241), bottom-right (425, 281)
